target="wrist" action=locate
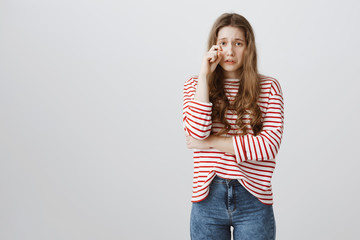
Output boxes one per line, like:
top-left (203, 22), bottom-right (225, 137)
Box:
top-left (206, 135), bottom-right (216, 148)
top-left (198, 72), bottom-right (210, 80)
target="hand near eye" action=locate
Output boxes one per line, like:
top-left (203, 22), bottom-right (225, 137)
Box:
top-left (199, 45), bottom-right (222, 76)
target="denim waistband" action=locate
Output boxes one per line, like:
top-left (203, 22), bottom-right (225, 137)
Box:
top-left (212, 175), bottom-right (241, 185)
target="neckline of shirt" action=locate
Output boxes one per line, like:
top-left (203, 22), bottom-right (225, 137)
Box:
top-left (224, 78), bottom-right (240, 84)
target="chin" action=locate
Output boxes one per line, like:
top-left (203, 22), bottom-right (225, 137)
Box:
top-left (222, 66), bottom-right (241, 73)
top-left (220, 67), bottom-right (242, 78)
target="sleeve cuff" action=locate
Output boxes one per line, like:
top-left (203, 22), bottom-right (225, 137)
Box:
top-left (233, 135), bottom-right (246, 163)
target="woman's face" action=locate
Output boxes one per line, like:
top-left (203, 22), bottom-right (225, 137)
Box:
top-left (216, 26), bottom-right (246, 78)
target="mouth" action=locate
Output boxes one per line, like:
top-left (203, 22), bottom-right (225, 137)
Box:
top-left (225, 60), bottom-right (236, 64)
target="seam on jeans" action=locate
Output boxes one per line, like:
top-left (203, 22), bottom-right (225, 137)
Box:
top-left (270, 207), bottom-right (276, 240)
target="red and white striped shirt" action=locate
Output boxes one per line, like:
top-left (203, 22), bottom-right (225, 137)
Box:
top-left (183, 74), bottom-right (284, 205)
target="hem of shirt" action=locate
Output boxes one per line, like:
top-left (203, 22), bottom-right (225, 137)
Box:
top-left (191, 177), bottom-right (274, 206)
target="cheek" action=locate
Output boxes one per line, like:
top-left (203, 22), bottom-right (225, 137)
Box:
top-left (241, 48), bottom-right (247, 57)
top-left (238, 48), bottom-right (245, 54)
top-left (237, 50), bottom-right (246, 61)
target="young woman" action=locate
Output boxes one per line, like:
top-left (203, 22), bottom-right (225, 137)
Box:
top-left (183, 13), bottom-right (284, 239)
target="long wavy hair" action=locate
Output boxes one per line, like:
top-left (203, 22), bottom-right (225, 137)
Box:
top-left (207, 13), bottom-right (263, 136)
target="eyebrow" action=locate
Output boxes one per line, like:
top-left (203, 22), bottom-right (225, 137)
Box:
top-left (217, 37), bottom-right (245, 42)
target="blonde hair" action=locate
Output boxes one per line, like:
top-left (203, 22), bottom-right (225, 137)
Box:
top-left (207, 13), bottom-right (263, 136)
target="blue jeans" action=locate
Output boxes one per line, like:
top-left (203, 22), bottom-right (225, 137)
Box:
top-left (190, 175), bottom-right (276, 240)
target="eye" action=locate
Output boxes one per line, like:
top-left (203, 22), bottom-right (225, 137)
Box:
top-left (235, 42), bottom-right (242, 46)
top-left (219, 42), bottom-right (227, 46)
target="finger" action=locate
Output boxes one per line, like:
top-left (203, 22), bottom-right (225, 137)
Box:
top-left (209, 45), bottom-right (217, 51)
top-left (209, 50), bottom-right (219, 56)
top-left (207, 51), bottom-right (217, 57)
top-left (206, 52), bottom-right (216, 62)
top-left (208, 52), bottom-right (218, 62)
top-left (210, 45), bottom-right (220, 51)
top-left (208, 46), bottom-right (219, 55)
top-left (214, 52), bottom-right (222, 64)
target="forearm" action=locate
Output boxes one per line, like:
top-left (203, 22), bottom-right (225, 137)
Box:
top-left (207, 135), bottom-right (235, 155)
top-left (193, 74), bottom-right (210, 103)
top-left (183, 77), bottom-right (213, 139)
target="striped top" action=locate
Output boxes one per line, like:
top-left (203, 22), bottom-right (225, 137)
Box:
top-left (183, 74), bottom-right (284, 205)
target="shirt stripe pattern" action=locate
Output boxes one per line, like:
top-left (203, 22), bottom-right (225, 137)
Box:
top-left (183, 75), bottom-right (284, 205)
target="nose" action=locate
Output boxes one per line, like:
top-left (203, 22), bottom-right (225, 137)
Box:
top-left (225, 44), bottom-right (234, 56)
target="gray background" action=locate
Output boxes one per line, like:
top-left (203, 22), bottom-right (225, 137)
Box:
top-left (1, 0), bottom-right (359, 239)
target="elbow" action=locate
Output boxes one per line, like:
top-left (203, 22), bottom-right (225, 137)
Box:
top-left (265, 142), bottom-right (281, 160)
top-left (183, 118), bottom-right (212, 140)
top-left (233, 134), bottom-right (281, 162)
top-left (272, 143), bottom-right (282, 158)
top-left (184, 127), bottom-right (211, 140)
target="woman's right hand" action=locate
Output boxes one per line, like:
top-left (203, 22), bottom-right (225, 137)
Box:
top-left (199, 45), bottom-right (222, 76)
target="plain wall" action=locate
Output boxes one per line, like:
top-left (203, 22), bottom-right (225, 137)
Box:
top-left (1, 0), bottom-right (359, 239)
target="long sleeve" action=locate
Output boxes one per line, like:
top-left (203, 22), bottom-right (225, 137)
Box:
top-left (183, 76), bottom-right (213, 139)
top-left (233, 79), bottom-right (284, 162)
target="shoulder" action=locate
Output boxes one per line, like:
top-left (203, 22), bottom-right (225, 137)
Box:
top-left (259, 74), bottom-right (282, 95)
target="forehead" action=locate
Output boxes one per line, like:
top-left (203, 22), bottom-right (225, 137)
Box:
top-left (217, 26), bottom-right (245, 40)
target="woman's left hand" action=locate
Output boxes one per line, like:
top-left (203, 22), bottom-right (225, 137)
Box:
top-left (186, 135), bottom-right (212, 149)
